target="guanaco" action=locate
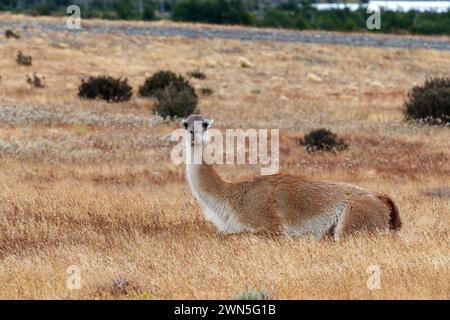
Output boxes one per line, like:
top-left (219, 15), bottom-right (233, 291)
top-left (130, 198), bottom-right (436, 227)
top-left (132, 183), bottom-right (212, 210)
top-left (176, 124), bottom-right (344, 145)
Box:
top-left (182, 114), bottom-right (401, 240)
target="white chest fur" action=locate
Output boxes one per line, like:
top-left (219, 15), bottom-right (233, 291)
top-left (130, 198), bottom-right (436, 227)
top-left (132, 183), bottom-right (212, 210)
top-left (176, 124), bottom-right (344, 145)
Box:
top-left (185, 164), bottom-right (245, 234)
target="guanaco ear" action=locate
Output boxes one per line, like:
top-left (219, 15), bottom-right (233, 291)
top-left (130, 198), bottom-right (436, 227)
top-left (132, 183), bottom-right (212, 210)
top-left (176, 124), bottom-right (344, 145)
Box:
top-left (203, 119), bottom-right (214, 128)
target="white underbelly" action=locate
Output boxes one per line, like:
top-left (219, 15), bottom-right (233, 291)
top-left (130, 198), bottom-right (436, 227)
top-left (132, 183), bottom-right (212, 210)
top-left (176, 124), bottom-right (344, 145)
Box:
top-left (283, 203), bottom-right (347, 239)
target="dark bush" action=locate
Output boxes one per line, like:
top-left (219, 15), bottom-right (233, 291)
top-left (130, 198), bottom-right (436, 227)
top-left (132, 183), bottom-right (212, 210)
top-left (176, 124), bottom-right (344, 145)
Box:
top-left (16, 51), bottom-right (32, 66)
top-left (5, 29), bottom-right (20, 39)
top-left (405, 77), bottom-right (450, 125)
top-left (139, 71), bottom-right (178, 97)
top-left (139, 70), bottom-right (195, 97)
top-left (78, 76), bottom-right (133, 102)
top-left (300, 128), bottom-right (347, 153)
top-left (26, 72), bottom-right (45, 88)
top-left (153, 83), bottom-right (198, 119)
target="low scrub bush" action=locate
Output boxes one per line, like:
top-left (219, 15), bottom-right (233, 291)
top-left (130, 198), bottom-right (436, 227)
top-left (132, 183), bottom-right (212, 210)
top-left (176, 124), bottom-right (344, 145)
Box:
top-left (236, 289), bottom-right (272, 300)
top-left (26, 72), bottom-right (45, 88)
top-left (404, 77), bottom-right (450, 125)
top-left (153, 83), bottom-right (198, 119)
top-left (16, 51), bottom-right (32, 66)
top-left (78, 76), bottom-right (132, 102)
top-left (300, 128), bottom-right (347, 153)
top-left (139, 71), bottom-right (193, 97)
top-left (140, 71), bottom-right (198, 118)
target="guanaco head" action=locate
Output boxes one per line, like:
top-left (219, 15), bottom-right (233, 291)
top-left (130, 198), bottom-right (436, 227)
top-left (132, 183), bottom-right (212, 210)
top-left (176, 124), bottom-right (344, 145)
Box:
top-left (182, 114), bottom-right (214, 146)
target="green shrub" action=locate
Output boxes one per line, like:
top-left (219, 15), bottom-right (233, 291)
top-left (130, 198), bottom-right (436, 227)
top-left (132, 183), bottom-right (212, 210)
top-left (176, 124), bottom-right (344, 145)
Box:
top-left (139, 70), bottom-right (195, 97)
top-left (78, 76), bottom-right (133, 102)
top-left (140, 70), bottom-right (198, 118)
top-left (405, 77), bottom-right (450, 125)
top-left (300, 128), bottom-right (347, 153)
top-left (153, 83), bottom-right (198, 119)
top-left (139, 70), bottom-right (179, 97)
top-left (236, 289), bottom-right (272, 300)
top-left (16, 51), bottom-right (32, 66)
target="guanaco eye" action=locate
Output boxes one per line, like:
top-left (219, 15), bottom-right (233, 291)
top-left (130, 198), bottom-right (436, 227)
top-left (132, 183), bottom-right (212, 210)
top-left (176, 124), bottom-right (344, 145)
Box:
top-left (202, 122), bottom-right (208, 129)
top-left (183, 122), bottom-right (189, 129)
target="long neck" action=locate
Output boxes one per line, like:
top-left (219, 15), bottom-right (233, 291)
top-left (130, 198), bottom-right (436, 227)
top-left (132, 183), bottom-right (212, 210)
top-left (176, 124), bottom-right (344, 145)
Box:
top-left (186, 163), bottom-right (226, 198)
top-left (184, 140), bottom-right (244, 234)
top-left (184, 142), bottom-right (227, 202)
top-left (186, 154), bottom-right (227, 198)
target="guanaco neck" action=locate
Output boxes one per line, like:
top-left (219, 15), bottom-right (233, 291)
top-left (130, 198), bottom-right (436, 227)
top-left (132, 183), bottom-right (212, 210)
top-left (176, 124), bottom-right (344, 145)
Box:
top-left (184, 141), bottom-right (249, 233)
top-left (185, 143), bottom-right (247, 233)
top-left (184, 142), bottom-right (228, 203)
top-left (186, 163), bottom-right (226, 196)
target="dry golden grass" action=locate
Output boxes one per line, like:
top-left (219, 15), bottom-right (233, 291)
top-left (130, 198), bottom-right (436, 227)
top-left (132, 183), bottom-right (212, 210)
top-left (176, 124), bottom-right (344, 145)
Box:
top-left (0, 14), bottom-right (449, 299)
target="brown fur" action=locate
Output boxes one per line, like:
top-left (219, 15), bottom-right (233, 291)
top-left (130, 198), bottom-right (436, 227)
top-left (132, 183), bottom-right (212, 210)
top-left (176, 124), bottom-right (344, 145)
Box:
top-left (377, 193), bottom-right (402, 230)
top-left (192, 164), bottom-right (400, 238)
top-left (183, 114), bottom-right (401, 239)
top-left (337, 194), bottom-right (390, 237)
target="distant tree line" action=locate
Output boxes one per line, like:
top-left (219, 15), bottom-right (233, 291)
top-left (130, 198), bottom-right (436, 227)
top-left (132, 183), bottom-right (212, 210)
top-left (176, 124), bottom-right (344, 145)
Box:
top-left (0, 0), bottom-right (449, 35)
top-left (0, 0), bottom-right (157, 20)
top-left (257, 1), bottom-right (450, 34)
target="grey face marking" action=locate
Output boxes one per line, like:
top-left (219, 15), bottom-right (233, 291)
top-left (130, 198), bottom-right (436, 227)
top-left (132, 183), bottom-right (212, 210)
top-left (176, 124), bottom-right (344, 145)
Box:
top-left (182, 114), bottom-right (214, 145)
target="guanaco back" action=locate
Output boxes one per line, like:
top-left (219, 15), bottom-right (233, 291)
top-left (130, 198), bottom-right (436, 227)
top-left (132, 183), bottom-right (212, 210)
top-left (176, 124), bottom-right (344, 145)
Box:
top-left (183, 114), bottom-right (401, 240)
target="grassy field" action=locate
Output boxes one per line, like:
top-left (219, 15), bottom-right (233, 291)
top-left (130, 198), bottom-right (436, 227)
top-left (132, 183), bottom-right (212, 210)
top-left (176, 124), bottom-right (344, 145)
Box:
top-left (0, 14), bottom-right (449, 299)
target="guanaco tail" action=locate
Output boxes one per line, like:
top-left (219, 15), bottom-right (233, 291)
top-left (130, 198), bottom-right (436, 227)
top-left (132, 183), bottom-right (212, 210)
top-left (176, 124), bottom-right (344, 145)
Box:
top-left (182, 114), bottom-right (401, 240)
